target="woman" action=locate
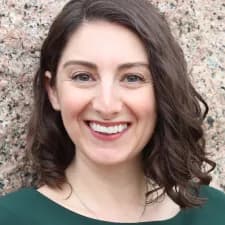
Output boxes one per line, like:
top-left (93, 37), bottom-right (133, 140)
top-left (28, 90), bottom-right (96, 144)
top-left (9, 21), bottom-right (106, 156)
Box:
top-left (0, 0), bottom-right (225, 224)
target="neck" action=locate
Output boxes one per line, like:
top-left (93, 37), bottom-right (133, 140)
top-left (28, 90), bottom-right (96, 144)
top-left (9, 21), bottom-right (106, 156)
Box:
top-left (64, 153), bottom-right (147, 222)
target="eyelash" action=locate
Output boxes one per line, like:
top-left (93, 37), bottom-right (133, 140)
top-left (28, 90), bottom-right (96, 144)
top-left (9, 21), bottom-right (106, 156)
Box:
top-left (122, 74), bottom-right (146, 83)
top-left (71, 72), bottom-right (146, 84)
top-left (71, 72), bottom-right (94, 82)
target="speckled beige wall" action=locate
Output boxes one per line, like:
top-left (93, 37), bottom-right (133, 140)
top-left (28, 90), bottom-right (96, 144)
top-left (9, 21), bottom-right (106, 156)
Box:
top-left (0, 0), bottom-right (224, 195)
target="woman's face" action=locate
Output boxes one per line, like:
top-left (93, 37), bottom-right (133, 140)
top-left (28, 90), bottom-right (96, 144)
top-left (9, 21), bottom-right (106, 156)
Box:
top-left (46, 20), bottom-right (157, 167)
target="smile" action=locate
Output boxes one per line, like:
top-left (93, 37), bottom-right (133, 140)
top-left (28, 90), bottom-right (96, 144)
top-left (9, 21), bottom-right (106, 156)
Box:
top-left (89, 122), bottom-right (128, 134)
top-left (85, 121), bottom-right (131, 141)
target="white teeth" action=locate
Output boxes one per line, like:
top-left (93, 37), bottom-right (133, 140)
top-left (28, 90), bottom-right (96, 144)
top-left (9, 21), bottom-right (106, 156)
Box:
top-left (89, 122), bottom-right (128, 134)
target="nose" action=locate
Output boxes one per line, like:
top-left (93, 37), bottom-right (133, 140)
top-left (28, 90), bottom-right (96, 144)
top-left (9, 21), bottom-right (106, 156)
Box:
top-left (92, 81), bottom-right (123, 119)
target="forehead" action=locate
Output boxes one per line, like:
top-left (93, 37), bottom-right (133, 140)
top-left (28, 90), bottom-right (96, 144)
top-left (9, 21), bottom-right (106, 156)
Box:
top-left (58, 20), bottom-right (148, 69)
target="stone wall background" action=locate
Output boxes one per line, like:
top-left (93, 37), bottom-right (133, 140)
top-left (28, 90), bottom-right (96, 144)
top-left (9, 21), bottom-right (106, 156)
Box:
top-left (0, 0), bottom-right (224, 195)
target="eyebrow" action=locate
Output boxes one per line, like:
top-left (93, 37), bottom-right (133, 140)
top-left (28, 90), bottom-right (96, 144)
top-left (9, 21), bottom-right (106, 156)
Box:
top-left (62, 60), bottom-right (149, 71)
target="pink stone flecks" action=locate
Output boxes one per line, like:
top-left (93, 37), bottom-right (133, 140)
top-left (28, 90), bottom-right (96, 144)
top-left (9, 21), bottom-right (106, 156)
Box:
top-left (0, 0), bottom-right (224, 195)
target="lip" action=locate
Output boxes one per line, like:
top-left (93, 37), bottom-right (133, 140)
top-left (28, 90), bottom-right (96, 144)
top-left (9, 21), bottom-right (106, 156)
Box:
top-left (86, 120), bottom-right (130, 127)
top-left (85, 120), bottom-right (130, 141)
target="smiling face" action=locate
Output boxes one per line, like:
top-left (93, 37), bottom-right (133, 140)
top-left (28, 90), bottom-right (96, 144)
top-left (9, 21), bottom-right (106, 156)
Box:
top-left (45, 20), bottom-right (157, 167)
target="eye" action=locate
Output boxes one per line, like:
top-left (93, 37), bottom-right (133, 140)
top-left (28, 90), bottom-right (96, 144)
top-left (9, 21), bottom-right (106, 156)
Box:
top-left (122, 74), bottom-right (145, 83)
top-left (71, 72), bottom-right (94, 82)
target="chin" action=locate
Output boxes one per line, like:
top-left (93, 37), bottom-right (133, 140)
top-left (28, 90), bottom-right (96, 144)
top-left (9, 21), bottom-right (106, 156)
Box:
top-left (84, 150), bottom-right (140, 168)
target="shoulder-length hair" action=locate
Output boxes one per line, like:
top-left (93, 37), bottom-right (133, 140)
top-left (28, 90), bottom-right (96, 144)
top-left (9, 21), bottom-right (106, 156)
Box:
top-left (27, 0), bottom-right (215, 208)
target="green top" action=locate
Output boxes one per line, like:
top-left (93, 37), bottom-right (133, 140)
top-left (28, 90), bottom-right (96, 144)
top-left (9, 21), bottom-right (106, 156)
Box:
top-left (0, 185), bottom-right (225, 225)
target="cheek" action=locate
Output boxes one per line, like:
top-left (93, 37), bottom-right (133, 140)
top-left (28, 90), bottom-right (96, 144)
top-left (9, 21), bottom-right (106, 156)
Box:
top-left (136, 102), bottom-right (156, 127)
top-left (58, 88), bottom-right (92, 118)
top-left (58, 89), bottom-right (93, 142)
top-left (125, 89), bottom-right (156, 120)
top-left (126, 89), bottom-right (157, 145)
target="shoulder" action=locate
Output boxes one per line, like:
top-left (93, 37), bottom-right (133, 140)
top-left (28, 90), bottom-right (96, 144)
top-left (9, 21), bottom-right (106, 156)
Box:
top-left (0, 187), bottom-right (37, 208)
top-left (0, 188), bottom-right (38, 225)
top-left (182, 185), bottom-right (225, 225)
top-left (200, 185), bottom-right (225, 207)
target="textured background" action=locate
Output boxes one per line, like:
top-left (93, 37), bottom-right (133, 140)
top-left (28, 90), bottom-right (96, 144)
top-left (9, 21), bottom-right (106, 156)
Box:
top-left (0, 0), bottom-right (224, 195)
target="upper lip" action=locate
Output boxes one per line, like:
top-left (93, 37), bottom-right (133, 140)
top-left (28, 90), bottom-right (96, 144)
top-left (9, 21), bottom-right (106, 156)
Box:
top-left (86, 120), bottom-right (131, 127)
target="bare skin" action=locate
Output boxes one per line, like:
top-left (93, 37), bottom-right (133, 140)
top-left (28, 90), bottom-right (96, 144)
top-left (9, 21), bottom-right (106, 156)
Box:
top-left (41, 20), bottom-right (180, 223)
top-left (38, 180), bottom-right (180, 223)
top-left (38, 156), bottom-right (180, 223)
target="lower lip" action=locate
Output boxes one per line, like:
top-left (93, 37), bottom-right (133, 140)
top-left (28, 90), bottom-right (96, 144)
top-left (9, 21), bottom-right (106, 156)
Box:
top-left (86, 123), bottom-right (129, 141)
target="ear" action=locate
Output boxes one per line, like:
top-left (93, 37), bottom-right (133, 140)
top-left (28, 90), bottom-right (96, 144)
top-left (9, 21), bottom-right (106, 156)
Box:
top-left (45, 71), bottom-right (60, 111)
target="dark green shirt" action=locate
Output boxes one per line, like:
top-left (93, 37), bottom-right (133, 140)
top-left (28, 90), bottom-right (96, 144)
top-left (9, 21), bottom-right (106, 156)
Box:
top-left (0, 186), bottom-right (225, 225)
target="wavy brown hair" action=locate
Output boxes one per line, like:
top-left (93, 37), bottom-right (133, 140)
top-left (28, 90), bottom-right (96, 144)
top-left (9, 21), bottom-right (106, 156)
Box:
top-left (27, 0), bottom-right (215, 208)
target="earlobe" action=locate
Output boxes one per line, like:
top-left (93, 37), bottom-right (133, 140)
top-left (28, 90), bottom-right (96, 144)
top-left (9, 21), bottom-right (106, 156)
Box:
top-left (45, 71), bottom-right (60, 111)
